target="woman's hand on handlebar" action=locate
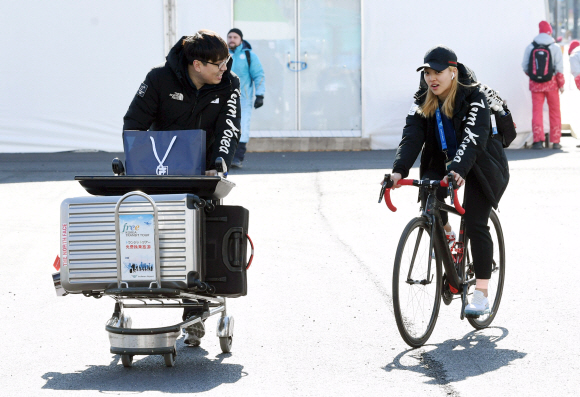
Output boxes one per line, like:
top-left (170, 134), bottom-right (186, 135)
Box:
top-left (448, 171), bottom-right (465, 187)
top-left (391, 173), bottom-right (403, 189)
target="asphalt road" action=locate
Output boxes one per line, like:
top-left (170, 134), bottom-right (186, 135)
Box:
top-left (1, 138), bottom-right (579, 396)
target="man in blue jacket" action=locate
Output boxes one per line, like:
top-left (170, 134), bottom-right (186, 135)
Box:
top-left (227, 28), bottom-right (265, 168)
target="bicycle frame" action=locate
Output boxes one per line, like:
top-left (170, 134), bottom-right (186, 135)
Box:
top-left (423, 188), bottom-right (465, 292)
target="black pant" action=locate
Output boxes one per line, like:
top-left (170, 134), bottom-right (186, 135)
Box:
top-left (422, 170), bottom-right (493, 280)
top-left (182, 299), bottom-right (205, 321)
top-left (233, 142), bottom-right (247, 162)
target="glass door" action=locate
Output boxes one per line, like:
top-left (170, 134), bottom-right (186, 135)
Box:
top-left (298, 0), bottom-right (361, 134)
top-left (233, 0), bottom-right (297, 132)
top-left (234, 0), bottom-right (361, 137)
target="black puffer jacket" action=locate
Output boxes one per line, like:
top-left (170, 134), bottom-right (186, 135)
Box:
top-left (123, 37), bottom-right (242, 170)
top-left (392, 64), bottom-right (509, 208)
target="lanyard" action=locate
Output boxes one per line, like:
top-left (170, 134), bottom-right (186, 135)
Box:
top-left (150, 136), bottom-right (177, 175)
top-left (435, 108), bottom-right (448, 160)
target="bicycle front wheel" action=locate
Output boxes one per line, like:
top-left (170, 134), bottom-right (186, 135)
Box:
top-left (466, 209), bottom-right (505, 329)
top-left (393, 217), bottom-right (442, 348)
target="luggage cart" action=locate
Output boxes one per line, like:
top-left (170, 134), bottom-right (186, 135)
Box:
top-left (52, 171), bottom-right (251, 368)
top-left (105, 289), bottom-right (233, 367)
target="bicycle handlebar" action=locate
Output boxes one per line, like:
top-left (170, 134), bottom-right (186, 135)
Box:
top-left (379, 174), bottom-right (465, 215)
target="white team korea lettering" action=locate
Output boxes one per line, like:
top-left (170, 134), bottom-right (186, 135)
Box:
top-left (219, 89), bottom-right (241, 154)
top-left (452, 99), bottom-right (485, 163)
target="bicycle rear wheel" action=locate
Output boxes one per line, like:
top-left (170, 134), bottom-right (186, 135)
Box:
top-left (466, 209), bottom-right (505, 329)
top-left (393, 217), bottom-right (442, 348)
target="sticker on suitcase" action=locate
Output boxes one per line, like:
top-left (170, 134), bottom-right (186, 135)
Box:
top-left (61, 223), bottom-right (68, 266)
top-left (119, 214), bottom-right (156, 281)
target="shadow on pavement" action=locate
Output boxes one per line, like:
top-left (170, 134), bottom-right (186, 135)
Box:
top-left (383, 327), bottom-right (526, 386)
top-left (0, 147), bottom-right (565, 184)
top-left (41, 342), bottom-right (246, 393)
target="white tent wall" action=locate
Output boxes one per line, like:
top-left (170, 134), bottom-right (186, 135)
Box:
top-left (0, 0), bottom-right (548, 153)
top-left (1, 0), bottom-right (161, 152)
top-left (364, 0), bottom-right (546, 149)
top-left (0, 0), bottom-right (230, 153)
top-left (175, 0), bottom-right (232, 50)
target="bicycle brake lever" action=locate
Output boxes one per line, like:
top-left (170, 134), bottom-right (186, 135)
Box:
top-left (447, 173), bottom-right (456, 206)
top-left (379, 174), bottom-right (393, 203)
top-left (379, 183), bottom-right (387, 203)
top-left (449, 185), bottom-right (454, 206)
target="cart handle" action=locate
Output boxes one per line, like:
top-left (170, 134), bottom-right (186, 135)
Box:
top-left (246, 234), bottom-right (254, 270)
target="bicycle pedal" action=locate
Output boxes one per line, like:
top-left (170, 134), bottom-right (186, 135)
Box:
top-left (464, 308), bottom-right (490, 318)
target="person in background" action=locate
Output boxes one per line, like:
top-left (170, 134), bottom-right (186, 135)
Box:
top-left (568, 40), bottom-right (580, 90)
top-left (522, 21), bottom-right (565, 150)
top-left (227, 28), bottom-right (265, 168)
top-left (568, 40), bottom-right (580, 148)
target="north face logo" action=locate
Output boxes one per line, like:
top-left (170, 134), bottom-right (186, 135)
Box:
top-left (169, 92), bottom-right (184, 101)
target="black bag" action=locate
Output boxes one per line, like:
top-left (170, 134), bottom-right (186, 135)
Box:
top-left (528, 41), bottom-right (554, 83)
top-left (203, 205), bottom-right (250, 297)
top-left (493, 110), bottom-right (517, 148)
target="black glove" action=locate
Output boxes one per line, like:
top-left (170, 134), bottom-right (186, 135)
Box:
top-left (254, 95), bottom-right (264, 109)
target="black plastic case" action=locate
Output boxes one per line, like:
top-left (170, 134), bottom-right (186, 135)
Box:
top-left (203, 205), bottom-right (249, 297)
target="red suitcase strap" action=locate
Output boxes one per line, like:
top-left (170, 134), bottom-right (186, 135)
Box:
top-left (246, 234), bottom-right (254, 270)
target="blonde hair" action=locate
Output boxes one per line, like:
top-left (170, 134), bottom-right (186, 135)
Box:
top-left (418, 67), bottom-right (458, 118)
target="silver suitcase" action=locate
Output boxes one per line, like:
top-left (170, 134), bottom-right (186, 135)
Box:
top-left (59, 193), bottom-right (202, 293)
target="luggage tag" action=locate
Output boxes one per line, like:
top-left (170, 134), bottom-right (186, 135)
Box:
top-left (53, 255), bottom-right (61, 271)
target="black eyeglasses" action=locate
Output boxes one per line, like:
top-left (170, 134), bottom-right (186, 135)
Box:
top-left (198, 54), bottom-right (231, 69)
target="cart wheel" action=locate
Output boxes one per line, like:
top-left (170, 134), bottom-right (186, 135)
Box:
top-left (121, 354), bottom-right (133, 367)
top-left (219, 336), bottom-right (233, 353)
top-left (164, 351), bottom-right (176, 367)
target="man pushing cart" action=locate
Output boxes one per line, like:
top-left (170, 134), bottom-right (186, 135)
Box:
top-left (50, 30), bottom-right (253, 367)
top-left (123, 29), bottom-right (242, 348)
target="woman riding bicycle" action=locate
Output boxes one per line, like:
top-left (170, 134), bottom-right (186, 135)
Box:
top-left (390, 45), bottom-right (509, 316)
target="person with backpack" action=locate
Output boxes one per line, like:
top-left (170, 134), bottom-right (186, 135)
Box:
top-left (389, 45), bottom-right (510, 316)
top-left (522, 21), bottom-right (565, 150)
top-left (227, 28), bottom-right (266, 168)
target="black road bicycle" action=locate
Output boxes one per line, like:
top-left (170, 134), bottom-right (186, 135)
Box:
top-left (379, 174), bottom-right (505, 348)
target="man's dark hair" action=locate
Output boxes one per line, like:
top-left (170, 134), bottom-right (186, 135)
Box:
top-left (183, 30), bottom-right (229, 65)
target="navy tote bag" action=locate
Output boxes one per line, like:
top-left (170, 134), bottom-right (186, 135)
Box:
top-left (123, 130), bottom-right (206, 175)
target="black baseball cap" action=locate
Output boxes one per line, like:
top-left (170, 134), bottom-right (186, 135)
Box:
top-left (416, 45), bottom-right (458, 72)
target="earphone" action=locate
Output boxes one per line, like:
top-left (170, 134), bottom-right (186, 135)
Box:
top-left (451, 73), bottom-right (455, 80)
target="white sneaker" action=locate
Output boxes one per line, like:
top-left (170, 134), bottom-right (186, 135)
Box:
top-left (465, 290), bottom-right (490, 316)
